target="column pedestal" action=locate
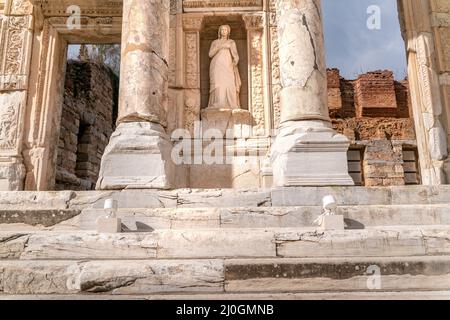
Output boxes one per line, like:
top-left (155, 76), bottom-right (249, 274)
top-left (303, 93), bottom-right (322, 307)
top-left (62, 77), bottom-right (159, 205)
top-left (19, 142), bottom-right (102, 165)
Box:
top-left (97, 0), bottom-right (174, 190)
top-left (270, 0), bottom-right (353, 187)
top-left (97, 122), bottom-right (174, 190)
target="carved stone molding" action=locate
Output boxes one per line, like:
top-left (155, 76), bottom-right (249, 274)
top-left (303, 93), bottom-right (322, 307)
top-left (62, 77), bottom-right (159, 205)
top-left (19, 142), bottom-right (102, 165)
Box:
top-left (243, 12), bottom-right (267, 134)
top-left (5, 0), bottom-right (33, 16)
top-left (45, 15), bottom-right (122, 43)
top-left (183, 0), bottom-right (263, 12)
top-left (243, 12), bottom-right (266, 30)
top-left (30, 0), bottom-right (123, 17)
top-left (0, 13), bottom-right (33, 90)
top-left (182, 15), bottom-right (203, 134)
top-left (0, 93), bottom-right (21, 150)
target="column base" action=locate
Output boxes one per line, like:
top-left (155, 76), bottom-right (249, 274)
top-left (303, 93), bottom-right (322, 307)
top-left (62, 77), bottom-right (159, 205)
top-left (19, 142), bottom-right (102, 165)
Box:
top-left (271, 121), bottom-right (354, 187)
top-left (96, 122), bottom-right (175, 190)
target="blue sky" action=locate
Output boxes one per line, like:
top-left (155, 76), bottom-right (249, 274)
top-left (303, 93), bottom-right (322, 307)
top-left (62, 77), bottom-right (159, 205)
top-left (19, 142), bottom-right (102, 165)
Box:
top-left (322, 0), bottom-right (407, 79)
top-left (69, 0), bottom-right (408, 80)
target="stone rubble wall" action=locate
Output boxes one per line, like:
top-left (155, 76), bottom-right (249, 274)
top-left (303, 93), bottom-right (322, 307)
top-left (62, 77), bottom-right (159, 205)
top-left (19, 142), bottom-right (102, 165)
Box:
top-left (55, 61), bottom-right (119, 191)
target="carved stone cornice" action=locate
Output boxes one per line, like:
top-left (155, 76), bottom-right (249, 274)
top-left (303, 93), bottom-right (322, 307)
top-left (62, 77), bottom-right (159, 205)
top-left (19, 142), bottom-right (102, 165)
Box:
top-left (30, 0), bottom-right (123, 18)
top-left (52, 20), bottom-right (121, 43)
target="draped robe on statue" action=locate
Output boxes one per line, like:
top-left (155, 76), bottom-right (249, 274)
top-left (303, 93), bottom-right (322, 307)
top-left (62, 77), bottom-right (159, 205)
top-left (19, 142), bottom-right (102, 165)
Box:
top-left (208, 39), bottom-right (241, 109)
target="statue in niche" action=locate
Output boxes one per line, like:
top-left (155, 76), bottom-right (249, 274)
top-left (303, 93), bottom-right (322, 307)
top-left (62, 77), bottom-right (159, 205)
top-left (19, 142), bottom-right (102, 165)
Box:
top-left (208, 25), bottom-right (241, 109)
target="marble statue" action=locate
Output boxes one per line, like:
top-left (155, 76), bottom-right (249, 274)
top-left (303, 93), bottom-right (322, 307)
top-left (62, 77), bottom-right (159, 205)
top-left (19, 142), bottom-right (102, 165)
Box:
top-left (208, 25), bottom-right (241, 109)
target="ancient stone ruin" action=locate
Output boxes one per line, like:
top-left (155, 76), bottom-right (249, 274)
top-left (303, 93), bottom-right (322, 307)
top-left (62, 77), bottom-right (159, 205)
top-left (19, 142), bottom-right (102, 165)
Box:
top-left (0, 0), bottom-right (450, 299)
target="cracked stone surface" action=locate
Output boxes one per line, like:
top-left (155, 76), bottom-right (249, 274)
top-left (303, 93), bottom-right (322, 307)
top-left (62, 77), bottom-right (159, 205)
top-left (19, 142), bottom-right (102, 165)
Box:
top-left (276, 0), bottom-right (329, 122)
top-left (118, 0), bottom-right (170, 124)
top-left (0, 260), bottom-right (224, 295)
top-left (2, 227), bottom-right (450, 260)
top-left (224, 256), bottom-right (450, 292)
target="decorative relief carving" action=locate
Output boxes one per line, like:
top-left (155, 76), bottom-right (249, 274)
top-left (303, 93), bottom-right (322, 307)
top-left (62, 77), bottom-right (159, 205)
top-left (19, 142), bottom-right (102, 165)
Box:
top-left (243, 12), bottom-right (265, 29)
top-left (185, 32), bottom-right (199, 88)
top-left (34, 1), bottom-right (123, 18)
top-left (266, 0), bottom-right (281, 128)
top-left (183, 0), bottom-right (263, 11)
top-left (170, 0), bottom-right (180, 14)
top-left (10, 0), bottom-right (33, 15)
top-left (184, 89), bottom-right (201, 134)
top-left (183, 16), bottom-right (203, 91)
top-left (183, 16), bottom-right (203, 133)
top-left (270, 23), bottom-right (281, 128)
top-left (0, 103), bottom-right (18, 149)
top-left (243, 13), bottom-right (266, 132)
top-left (183, 16), bottom-right (203, 31)
top-left (169, 28), bottom-right (177, 85)
top-left (415, 33), bottom-right (448, 161)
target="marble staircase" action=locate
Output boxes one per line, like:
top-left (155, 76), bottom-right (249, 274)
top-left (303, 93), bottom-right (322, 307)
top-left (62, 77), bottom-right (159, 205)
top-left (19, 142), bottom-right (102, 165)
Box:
top-left (1, 186), bottom-right (450, 299)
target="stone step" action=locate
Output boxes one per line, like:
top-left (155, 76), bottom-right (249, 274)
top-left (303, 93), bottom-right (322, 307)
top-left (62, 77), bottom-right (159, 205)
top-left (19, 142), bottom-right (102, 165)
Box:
top-left (1, 186), bottom-right (450, 211)
top-left (2, 291), bottom-right (450, 300)
top-left (1, 256), bottom-right (450, 295)
top-left (1, 204), bottom-right (449, 231)
top-left (63, 204), bottom-right (450, 231)
top-left (224, 256), bottom-right (450, 293)
top-left (1, 226), bottom-right (449, 260)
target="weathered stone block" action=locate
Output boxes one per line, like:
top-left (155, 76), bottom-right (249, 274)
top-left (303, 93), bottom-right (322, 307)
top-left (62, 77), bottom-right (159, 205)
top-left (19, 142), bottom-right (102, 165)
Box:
top-left (97, 217), bottom-right (122, 233)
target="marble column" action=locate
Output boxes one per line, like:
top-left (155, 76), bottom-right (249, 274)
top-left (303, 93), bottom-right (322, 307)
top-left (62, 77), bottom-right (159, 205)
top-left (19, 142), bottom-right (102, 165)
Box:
top-left (270, 0), bottom-right (354, 186)
top-left (97, 0), bottom-right (175, 190)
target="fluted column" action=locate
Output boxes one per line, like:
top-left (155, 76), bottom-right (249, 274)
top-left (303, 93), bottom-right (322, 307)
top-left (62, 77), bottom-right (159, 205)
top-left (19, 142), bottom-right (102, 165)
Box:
top-left (270, 0), bottom-right (354, 186)
top-left (97, 0), bottom-right (175, 190)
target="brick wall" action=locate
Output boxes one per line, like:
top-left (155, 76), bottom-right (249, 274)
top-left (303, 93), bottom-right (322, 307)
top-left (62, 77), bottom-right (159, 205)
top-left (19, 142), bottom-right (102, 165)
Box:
top-left (55, 61), bottom-right (119, 190)
top-left (327, 69), bottom-right (418, 187)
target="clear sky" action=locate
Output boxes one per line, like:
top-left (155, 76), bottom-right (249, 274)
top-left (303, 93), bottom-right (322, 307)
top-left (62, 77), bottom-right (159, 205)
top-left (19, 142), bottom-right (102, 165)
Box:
top-left (69, 0), bottom-right (408, 80)
top-left (322, 0), bottom-right (407, 80)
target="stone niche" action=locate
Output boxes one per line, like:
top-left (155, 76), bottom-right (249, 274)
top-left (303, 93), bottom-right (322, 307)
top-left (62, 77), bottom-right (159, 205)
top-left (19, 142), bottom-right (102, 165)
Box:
top-left (200, 15), bottom-right (249, 111)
